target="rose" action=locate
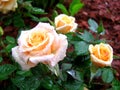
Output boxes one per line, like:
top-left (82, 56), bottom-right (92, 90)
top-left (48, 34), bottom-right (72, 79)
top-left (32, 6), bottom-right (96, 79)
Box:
top-left (55, 14), bottom-right (78, 34)
top-left (0, 0), bottom-right (17, 14)
top-left (89, 43), bottom-right (113, 67)
top-left (12, 22), bottom-right (68, 70)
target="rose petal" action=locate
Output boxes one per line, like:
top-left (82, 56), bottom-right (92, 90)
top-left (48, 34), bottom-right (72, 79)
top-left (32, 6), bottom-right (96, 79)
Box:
top-left (12, 46), bottom-right (35, 70)
top-left (89, 43), bottom-right (113, 67)
top-left (50, 34), bottom-right (68, 66)
top-left (55, 14), bottom-right (78, 33)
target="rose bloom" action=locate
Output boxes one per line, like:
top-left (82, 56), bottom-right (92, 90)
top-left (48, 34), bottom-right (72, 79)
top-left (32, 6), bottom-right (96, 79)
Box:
top-left (0, 0), bottom-right (17, 14)
top-left (12, 22), bottom-right (68, 70)
top-left (55, 14), bottom-right (78, 34)
top-left (89, 43), bottom-right (113, 67)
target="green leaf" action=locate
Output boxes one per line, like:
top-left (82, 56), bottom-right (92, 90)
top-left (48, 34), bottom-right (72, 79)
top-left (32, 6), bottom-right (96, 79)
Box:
top-left (30, 7), bottom-right (46, 14)
top-left (69, 0), bottom-right (81, 7)
top-left (52, 85), bottom-right (61, 90)
top-left (56, 3), bottom-right (69, 15)
top-left (16, 70), bottom-right (33, 77)
top-left (51, 10), bottom-right (58, 20)
top-left (78, 30), bottom-right (94, 43)
top-left (61, 63), bottom-right (72, 71)
top-left (88, 18), bottom-right (98, 32)
top-left (97, 21), bottom-right (105, 35)
top-left (39, 17), bottom-right (49, 22)
top-left (13, 15), bottom-right (25, 28)
top-left (0, 57), bottom-right (3, 63)
top-left (112, 79), bottom-right (120, 90)
top-left (6, 36), bottom-right (15, 44)
top-left (4, 18), bottom-right (12, 26)
top-left (74, 41), bottom-right (89, 55)
top-left (12, 76), bottom-right (40, 90)
top-left (24, 13), bottom-right (40, 22)
top-left (65, 80), bottom-right (83, 90)
top-left (102, 68), bottom-right (114, 83)
top-left (0, 64), bottom-right (16, 80)
top-left (69, 0), bottom-right (84, 16)
top-left (42, 77), bottom-right (53, 90)
top-left (5, 44), bottom-right (16, 53)
top-left (67, 70), bottom-right (83, 82)
top-left (69, 3), bottom-right (84, 16)
top-left (25, 5), bottom-right (46, 15)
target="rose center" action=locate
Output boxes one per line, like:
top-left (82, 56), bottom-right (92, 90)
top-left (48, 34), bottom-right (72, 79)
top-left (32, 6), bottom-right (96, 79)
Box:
top-left (92, 45), bottom-right (110, 61)
top-left (29, 31), bottom-right (46, 46)
top-left (62, 16), bottom-right (71, 24)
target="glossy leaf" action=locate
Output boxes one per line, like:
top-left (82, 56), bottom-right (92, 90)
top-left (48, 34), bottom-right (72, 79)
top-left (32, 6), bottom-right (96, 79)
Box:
top-left (0, 64), bottom-right (16, 80)
top-left (112, 79), bottom-right (120, 90)
top-left (0, 57), bottom-right (3, 63)
top-left (16, 70), bottom-right (33, 77)
top-left (97, 21), bottom-right (105, 35)
top-left (13, 14), bottom-right (25, 28)
top-left (6, 36), bottom-right (15, 44)
top-left (88, 18), bottom-right (98, 32)
top-left (69, 0), bottom-right (84, 16)
top-left (74, 41), bottom-right (89, 55)
top-left (56, 3), bottom-right (69, 15)
top-left (5, 44), bottom-right (16, 53)
top-left (78, 30), bottom-right (94, 43)
top-left (12, 76), bottom-right (40, 90)
top-left (65, 80), bottom-right (83, 90)
top-left (61, 63), bottom-right (72, 71)
top-left (69, 4), bottom-right (84, 16)
top-left (102, 68), bottom-right (114, 83)
top-left (42, 77), bottom-right (53, 90)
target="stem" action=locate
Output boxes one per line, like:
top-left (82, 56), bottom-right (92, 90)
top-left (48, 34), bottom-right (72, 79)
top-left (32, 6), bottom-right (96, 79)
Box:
top-left (0, 38), bottom-right (5, 48)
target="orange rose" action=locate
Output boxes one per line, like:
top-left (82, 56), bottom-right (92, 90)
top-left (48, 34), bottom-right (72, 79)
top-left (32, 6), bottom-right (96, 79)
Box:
top-left (12, 22), bottom-right (68, 70)
top-left (89, 43), bottom-right (113, 67)
top-left (0, 0), bottom-right (17, 14)
top-left (55, 14), bottom-right (78, 34)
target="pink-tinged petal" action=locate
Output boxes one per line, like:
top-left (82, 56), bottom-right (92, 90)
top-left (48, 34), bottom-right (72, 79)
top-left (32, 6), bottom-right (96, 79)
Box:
top-left (12, 46), bottom-right (35, 70)
top-left (50, 34), bottom-right (68, 66)
top-left (29, 54), bottom-right (54, 64)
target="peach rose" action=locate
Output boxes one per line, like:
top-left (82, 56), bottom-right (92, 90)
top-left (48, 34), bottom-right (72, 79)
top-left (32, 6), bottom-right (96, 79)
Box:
top-left (55, 14), bottom-right (78, 34)
top-left (12, 22), bottom-right (68, 70)
top-left (0, 0), bottom-right (17, 14)
top-left (89, 43), bottom-right (113, 67)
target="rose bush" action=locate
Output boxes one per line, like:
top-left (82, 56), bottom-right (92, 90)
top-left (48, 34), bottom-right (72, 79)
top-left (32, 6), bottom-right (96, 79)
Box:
top-left (0, 0), bottom-right (17, 14)
top-left (12, 22), bottom-right (68, 70)
top-left (89, 43), bottom-right (113, 67)
top-left (54, 14), bottom-right (78, 34)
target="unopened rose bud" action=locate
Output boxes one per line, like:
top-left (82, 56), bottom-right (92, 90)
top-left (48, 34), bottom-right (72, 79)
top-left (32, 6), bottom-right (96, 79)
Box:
top-left (55, 14), bottom-right (78, 34)
top-left (89, 43), bottom-right (113, 67)
top-left (0, 26), bottom-right (4, 36)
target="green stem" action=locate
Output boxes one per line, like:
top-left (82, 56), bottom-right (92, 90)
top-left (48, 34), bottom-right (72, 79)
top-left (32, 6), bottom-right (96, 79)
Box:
top-left (0, 38), bottom-right (5, 48)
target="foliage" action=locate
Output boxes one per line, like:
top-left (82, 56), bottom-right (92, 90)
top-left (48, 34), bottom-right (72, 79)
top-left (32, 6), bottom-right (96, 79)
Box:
top-left (56, 0), bottom-right (84, 16)
top-left (0, 0), bottom-right (120, 90)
